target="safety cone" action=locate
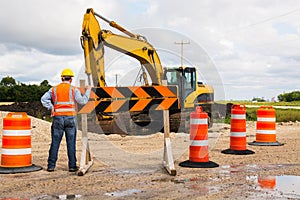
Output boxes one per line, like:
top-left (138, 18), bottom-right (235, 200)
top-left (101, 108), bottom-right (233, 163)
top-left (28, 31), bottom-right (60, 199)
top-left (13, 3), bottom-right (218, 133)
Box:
top-left (248, 106), bottom-right (283, 146)
top-left (179, 106), bottom-right (219, 168)
top-left (0, 112), bottom-right (42, 174)
top-left (222, 104), bottom-right (255, 155)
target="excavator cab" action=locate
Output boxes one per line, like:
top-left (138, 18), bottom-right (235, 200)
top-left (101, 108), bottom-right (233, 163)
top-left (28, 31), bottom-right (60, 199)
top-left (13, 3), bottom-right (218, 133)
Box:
top-left (164, 66), bottom-right (197, 105)
top-left (164, 66), bottom-right (214, 128)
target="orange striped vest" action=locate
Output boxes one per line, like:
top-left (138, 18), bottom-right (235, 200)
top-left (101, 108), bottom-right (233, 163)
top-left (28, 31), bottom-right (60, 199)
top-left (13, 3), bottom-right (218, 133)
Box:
top-left (52, 83), bottom-right (76, 116)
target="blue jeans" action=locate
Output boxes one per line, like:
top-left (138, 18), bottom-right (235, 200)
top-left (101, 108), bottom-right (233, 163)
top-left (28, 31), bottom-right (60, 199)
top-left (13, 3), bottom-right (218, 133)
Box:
top-left (48, 116), bottom-right (77, 169)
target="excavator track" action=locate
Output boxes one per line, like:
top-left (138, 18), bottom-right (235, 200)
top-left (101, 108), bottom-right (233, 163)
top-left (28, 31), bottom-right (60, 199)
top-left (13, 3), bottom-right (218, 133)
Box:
top-left (79, 110), bottom-right (183, 135)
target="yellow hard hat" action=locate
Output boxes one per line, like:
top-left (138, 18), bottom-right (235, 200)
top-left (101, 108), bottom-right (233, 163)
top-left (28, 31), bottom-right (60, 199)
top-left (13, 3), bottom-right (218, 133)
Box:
top-left (61, 68), bottom-right (74, 77)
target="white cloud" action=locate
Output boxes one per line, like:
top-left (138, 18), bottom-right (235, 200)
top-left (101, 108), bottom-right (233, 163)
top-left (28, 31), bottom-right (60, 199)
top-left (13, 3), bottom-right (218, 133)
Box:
top-left (0, 0), bottom-right (299, 100)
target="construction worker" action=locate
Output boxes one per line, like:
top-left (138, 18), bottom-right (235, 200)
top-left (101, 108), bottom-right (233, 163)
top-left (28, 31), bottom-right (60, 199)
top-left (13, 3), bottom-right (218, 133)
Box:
top-left (41, 68), bottom-right (91, 172)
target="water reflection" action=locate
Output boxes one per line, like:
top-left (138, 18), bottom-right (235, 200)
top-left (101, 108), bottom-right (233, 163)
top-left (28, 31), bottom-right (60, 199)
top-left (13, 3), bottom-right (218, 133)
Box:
top-left (258, 176), bottom-right (276, 189)
top-left (255, 175), bottom-right (300, 199)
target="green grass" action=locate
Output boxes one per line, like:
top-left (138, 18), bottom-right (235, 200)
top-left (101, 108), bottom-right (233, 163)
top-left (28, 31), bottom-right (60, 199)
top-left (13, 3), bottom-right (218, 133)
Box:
top-left (215, 101), bottom-right (300, 123)
top-left (216, 100), bottom-right (300, 106)
top-left (242, 107), bottom-right (299, 122)
top-left (275, 109), bottom-right (300, 122)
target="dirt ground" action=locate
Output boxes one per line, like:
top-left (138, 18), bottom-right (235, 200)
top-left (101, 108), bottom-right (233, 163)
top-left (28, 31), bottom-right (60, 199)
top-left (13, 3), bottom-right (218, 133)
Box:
top-left (0, 111), bottom-right (299, 199)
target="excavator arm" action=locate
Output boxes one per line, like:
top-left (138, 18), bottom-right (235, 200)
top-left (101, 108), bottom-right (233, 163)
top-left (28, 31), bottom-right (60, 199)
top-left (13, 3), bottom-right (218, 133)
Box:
top-left (81, 8), bottom-right (163, 87)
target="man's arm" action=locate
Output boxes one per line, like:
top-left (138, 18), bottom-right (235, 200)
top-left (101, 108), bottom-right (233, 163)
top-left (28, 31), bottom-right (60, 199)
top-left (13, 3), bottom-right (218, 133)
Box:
top-left (74, 86), bottom-right (91, 105)
top-left (41, 88), bottom-right (54, 110)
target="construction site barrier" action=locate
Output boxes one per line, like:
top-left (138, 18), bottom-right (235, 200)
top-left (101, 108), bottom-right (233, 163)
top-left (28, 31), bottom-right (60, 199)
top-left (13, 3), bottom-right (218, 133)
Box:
top-left (0, 112), bottom-right (42, 174)
top-left (221, 105), bottom-right (254, 155)
top-left (249, 106), bottom-right (283, 146)
top-left (179, 106), bottom-right (218, 168)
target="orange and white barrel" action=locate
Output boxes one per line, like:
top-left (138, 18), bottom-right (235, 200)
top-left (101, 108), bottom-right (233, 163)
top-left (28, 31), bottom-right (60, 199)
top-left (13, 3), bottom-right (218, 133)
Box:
top-left (222, 105), bottom-right (254, 155)
top-left (179, 106), bottom-right (218, 168)
top-left (256, 106), bottom-right (276, 142)
top-left (230, 104), bottom-right (247, 150)
top-left (1, 112), bottom-right (32, 167)
top-left (189, 106), bottom-right (209, 162)
top-left (249, 106), bottom-right (283, 146)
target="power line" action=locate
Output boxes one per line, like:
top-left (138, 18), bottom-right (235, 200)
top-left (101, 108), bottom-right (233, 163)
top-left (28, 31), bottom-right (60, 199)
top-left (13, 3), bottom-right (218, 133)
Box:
top-left (224, 7), bottom-right (300, 34)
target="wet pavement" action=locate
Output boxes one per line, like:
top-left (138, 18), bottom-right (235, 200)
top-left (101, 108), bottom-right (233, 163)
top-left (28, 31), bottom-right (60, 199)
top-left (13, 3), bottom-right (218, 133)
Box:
top-left (21, 164), bottom-right (300, 200)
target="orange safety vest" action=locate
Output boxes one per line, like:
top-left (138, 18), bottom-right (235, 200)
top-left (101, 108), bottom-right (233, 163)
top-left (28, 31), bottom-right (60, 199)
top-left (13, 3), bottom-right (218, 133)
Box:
top-left (52, 83), bottom-right (76, 116)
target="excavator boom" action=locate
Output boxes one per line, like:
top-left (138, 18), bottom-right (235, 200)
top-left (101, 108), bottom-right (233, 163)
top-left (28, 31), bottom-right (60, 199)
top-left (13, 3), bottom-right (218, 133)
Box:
top-left (81, 8), bottom-right (163, 87)
top-left (79, 8), bottom-right (214, 134)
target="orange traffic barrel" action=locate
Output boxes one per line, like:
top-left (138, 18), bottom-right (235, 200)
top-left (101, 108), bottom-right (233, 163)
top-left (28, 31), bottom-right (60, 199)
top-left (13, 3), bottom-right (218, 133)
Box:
top-left (179, 106), bottom-right (218, 168)
top-left (222, 105), bottom-right (254, 155)
top-left (0, 112), bottom-right (42, 174)
top-left (258, 176), bottom-right (276, 189)
top-left (249, 106), bottom-right (283, 146)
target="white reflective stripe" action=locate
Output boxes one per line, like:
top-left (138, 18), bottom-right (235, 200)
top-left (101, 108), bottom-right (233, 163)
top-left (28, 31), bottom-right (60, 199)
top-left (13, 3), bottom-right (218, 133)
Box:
top-left (230, 132), bottom-right (246, 137)
top-left (231, 114), bottom-right (246, 120)
top-left (257, 117), bottom-right (276, 122)
top-left (53, 86), bottom-right (57, 102)
top-left (3, 130), bottom-right (31, 136)
top-left (190, 140), bottom-right (208, 146)
top-left (1, 148), bottom-right (31, 155)
top-left (56, 101), bottom-right (74, 105)
top-left (190, 118), bottom-right (207, 125)
top-left (55, 108), bottom-right (76, 112)
top-left (256, 130), bottom-right (276, 134)
top-left (69, 85), bottom-right (74, 103)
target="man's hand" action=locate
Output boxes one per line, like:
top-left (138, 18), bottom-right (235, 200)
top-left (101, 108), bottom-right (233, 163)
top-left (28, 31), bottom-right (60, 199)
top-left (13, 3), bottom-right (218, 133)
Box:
top-left (85, 85), bottom-right (92, 90)
top-left (51, 108), bottom-right (55, 117)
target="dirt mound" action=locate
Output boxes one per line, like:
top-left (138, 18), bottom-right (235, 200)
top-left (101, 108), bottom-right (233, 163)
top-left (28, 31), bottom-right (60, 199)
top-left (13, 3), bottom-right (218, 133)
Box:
top-left (0, 101), bottom-right (51, 119)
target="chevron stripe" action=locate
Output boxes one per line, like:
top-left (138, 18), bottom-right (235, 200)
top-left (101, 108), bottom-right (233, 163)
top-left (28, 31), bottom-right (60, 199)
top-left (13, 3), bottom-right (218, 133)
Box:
top-left (130, 87), bottom-right (151, 98)
top-left (78, 101), bottom-right (100, 113)
top-left (94, 88), bottom-right (110, 98)
top-left (78, 86), bottom-right (179, 114)
top-left (89, 90), bottom-right (98, 99)
top-left (142, 87), bottom-right (163, 98)
top-left (118, 87), bottom-right (137, 98)
top-left (79, 98), bottom-right (179, 113)
top-left (102, 87), bottom-right (125, 98)
top-left (79, 87), bottom-right (98, 99)
top-left (130, 99), bottom-right (152, 111)
top-left (154, 86), bottom-right (177, 97)
top-left (92, 86), bottom-right (176, 99)
top-left (104, 100), bottom-right (127, 112)
top-left (155, 98), bottom-right (178, 110)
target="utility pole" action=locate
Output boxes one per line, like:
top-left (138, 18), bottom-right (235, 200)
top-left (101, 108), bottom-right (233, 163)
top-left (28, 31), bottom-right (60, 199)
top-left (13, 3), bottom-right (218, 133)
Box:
top-left (174, 40), bottom-right (190, 67)
top-left (115, 73), bottom-right (119, 86)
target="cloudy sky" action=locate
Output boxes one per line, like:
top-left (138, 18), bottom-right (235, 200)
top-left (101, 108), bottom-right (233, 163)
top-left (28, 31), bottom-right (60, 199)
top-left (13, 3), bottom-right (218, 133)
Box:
top-left (0, 0), bottom-right (299, 100)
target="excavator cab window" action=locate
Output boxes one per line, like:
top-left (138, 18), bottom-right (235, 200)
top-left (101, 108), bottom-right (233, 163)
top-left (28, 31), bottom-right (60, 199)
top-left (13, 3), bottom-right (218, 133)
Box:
top-left (183, 67), bottom-right (196, 91)
top-left (182, 67), bottom-right (196, 100)
top-left (165, 70), bottom-right (178, 85)
top-left (164, 67), bottom-right (196, 90)
top-left (164, 67), bottom-right (197, 105)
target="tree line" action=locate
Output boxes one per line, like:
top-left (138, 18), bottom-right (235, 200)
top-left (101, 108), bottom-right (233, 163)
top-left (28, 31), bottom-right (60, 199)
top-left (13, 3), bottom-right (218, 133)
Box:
top-left (0, 76), bottom-right (51, 102)
top-left (278, 91), bottom-right (300, 102)
top-left (1, 76), bottom-right (299, 102)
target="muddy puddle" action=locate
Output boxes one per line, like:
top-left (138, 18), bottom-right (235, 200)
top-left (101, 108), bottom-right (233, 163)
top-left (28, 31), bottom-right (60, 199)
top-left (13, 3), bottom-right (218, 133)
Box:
top-left (248, 175), bottom-right (300, 199)
top-left (169, 164), bottom-right (300, 198)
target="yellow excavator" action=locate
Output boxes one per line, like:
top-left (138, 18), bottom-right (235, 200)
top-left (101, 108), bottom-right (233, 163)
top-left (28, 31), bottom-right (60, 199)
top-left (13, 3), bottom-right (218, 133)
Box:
top-left (80, 8), bottom-right (214, 134)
